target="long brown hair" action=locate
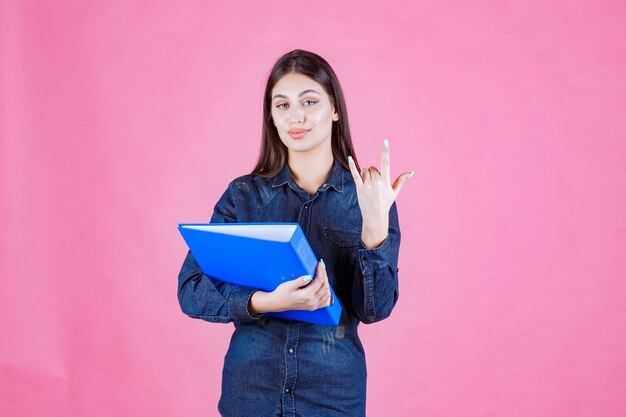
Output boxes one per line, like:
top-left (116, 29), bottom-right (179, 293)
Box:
top-left (251, 49), bottom-right (361, 178)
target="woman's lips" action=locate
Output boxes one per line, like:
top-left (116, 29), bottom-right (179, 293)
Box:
top-left (289, 129), bottom-right (309, 138)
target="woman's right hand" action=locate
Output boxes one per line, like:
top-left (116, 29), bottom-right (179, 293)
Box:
top-left (248, 259), bottom-right (333, 314)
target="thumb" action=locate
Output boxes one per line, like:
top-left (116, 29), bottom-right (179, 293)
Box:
top-left (285, 274), bottom-right (313, 289)
top-left (285, 260), bottom-right (323, 289)
top-left (392, 171), bottom-right (414, 199)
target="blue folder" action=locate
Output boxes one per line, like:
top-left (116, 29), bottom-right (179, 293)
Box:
top-left (177, 222), bottom-right (342, 326)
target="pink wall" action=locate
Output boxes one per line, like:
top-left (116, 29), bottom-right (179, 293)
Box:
top-left (2, 1), bottom-right (625, 416)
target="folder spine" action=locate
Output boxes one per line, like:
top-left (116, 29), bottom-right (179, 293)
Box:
top-left (292, 226), bottom-right (318, 277)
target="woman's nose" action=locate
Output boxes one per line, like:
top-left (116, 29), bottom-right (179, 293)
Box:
top-left (290, 107), bottom-right (304, 124)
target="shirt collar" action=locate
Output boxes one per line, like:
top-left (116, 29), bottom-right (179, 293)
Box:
top-left (272, 158), bottom-right (344, 193)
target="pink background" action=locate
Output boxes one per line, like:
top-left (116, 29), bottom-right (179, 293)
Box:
top-left (2, 1), bottom-right (626, 416)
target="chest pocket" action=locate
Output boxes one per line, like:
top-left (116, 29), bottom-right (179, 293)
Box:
top-left (323, 227), bottom-right (361, 249)
top-left (322, 227), bottom-right (361, 303)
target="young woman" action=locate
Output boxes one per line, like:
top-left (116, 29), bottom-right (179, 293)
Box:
top-left (177, 49), bottom-right (413, 417)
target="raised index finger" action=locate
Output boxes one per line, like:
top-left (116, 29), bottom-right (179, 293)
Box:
top-left (380, 138), bottom-right (391, 185)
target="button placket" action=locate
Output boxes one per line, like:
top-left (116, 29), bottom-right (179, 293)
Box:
top-left (282, 322), bottom-right (300, 413)
top-left (298, 194), bottom-right (318, 238)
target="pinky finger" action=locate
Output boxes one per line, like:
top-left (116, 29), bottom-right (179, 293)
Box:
top-left (347, 155), bottom-right (364, 187)
top-left (318, 293), bottom-right (333, 309)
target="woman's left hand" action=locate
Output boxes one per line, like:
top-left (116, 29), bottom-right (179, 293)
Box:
top-left (347, 139), bottom-right (413, 249)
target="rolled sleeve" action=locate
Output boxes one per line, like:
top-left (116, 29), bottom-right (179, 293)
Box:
top-left (351, 202), bottom-right (401, 324)
top-left (177, 250), bottom-right (262, 323)
top-left (227, 286), bottom-right (263, 321)
top-left (357, 235), bottom-right (393, 275)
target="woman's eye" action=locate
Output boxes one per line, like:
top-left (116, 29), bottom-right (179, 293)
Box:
top-left (276, 100), bottom-right (317, 109)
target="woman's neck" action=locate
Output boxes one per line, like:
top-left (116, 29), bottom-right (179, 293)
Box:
top-left (287, 150), bottom-right (334, 196)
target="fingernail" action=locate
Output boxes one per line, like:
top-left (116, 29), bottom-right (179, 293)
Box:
top-left (407, 171), bottom-right (415, 179)
top-left (320, 258), bottom-right (326, 269)
top-left (383, 139), bottom-right (389, 148)
top-left (303, 275), bottom-right (312, 283)
top-left (348, 155), bottom-right (353, 165)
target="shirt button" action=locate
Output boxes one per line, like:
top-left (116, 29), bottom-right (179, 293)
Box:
top-left (289, 348), bottom-right (293, 353)
top-left (304, 205), bottom-right (309, 209)
top-left (285, 388), bottom-right (290, 393)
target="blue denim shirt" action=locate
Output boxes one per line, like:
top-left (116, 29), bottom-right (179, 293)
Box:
top-left (177, 158), bottom-right (401, 417)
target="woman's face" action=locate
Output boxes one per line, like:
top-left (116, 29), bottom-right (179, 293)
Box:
top-left (270, 72), bottom-right (339, 156)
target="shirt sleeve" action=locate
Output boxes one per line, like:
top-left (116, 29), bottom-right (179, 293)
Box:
top-left (177, 181), bottom-right (262, 323)
top-left (350, 201), bottom-right (401, 324)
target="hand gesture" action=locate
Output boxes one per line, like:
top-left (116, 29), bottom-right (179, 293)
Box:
top-left (347, 139), bottom-right (414, 248)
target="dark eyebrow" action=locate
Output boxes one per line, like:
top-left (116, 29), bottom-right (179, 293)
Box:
top-left (272, 89), bottom-right (321, 100)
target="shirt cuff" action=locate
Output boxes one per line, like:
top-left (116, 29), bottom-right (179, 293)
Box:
top-left (227, 285), bottom-right (263, 321)
top-left (358, 235), bottom-right (392, 275)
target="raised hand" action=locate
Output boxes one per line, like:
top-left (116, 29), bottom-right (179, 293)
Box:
top-left (347, 138), bottom-right (414, 249)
